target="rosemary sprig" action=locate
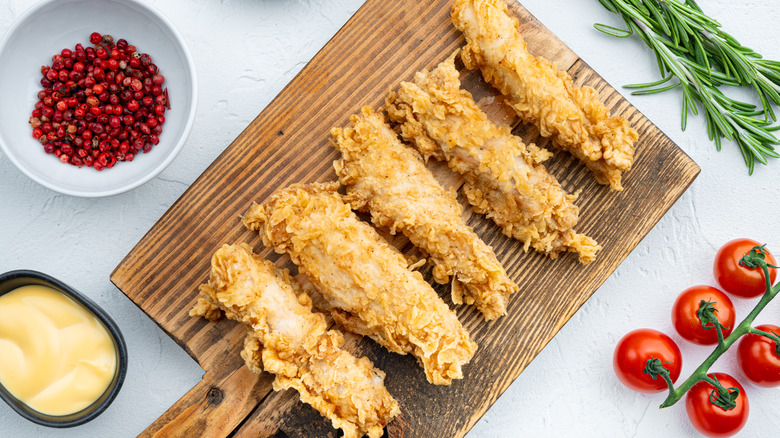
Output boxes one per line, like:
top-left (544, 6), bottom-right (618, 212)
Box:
top-left (595, 0), bottom-right (780, 174)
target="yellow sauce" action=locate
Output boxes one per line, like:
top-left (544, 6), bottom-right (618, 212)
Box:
top-left (0, 284), bottom-right (117, 416)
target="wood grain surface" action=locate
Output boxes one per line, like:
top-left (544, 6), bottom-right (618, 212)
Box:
top-left (110, 0), bottom-right (699, 437)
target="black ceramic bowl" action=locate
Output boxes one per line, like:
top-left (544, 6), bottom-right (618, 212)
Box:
top-left (0, 270), bottom-right (128, 427)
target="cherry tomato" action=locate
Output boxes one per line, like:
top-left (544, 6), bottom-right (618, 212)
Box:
top-left (672, 285), bottom-right (735, 345)
top-left (613, 328), bottom-right (682, 393)
top-left (686, 373), bottom-right (748, 438)
top-left (737, 324), bottom-right (780, 387)
top-left (713, 238), bottom-right (776, 298)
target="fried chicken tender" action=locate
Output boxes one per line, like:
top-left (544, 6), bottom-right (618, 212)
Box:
top-left (190, 243), bottom-right (399, 438)
top-left (331, 106), bottom-right (518, 320)
top-left (243, 182), bottom-right (477, 385)
top-left (451, 0), bottom-right (638, 190)
top-left (386, 54), bottom-right (600, 263)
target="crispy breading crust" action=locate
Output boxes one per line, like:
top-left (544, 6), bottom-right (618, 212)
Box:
top-left (386, 55), bottom-right (600, 263)
top-left (243, 182), bottom-right (477, 385)
top-left (190, 243), bottom-right (399, 438)
top-left (331, 106), bottom-right (518, 320)
top-left (451, 0), bottom-right (638, 190)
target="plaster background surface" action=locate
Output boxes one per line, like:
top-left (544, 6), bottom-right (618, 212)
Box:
top-left (1, 0), bottom-right (778, 436)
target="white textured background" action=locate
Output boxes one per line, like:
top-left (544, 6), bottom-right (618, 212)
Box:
top-left (1, 0), bottom-right (779, 436)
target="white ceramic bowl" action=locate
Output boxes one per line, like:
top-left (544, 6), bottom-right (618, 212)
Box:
top-left (0, 0), bottom-right (197, 197)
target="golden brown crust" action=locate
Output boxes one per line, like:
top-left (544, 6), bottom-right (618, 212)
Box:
top-left (386, 55), bottom-right (599, 263)
top-left (190, 243), bottom-right (399, 438)
top-left (243, 183), bottom-right (477, 384)
top-left (451, 0), bottom-right (637, 190)
top-left (331, 106), bottom-right (518, 320)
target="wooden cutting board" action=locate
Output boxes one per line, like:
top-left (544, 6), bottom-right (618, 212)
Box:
top-left (110, 1), bottom-right (699, 437)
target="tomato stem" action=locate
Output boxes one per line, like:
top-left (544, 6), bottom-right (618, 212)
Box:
top-left (644, 358), bottom-right (676, 393)
top-left (747, 327), bottom-right (780, 356)
top-left (658, 245), bottom-right (778, 409)
top-left (715, 323), bottom-right (726, 349)
top-left (701, 375), bottom-right (738, 411)
top-left (697, 299), bottom-right (727, 349)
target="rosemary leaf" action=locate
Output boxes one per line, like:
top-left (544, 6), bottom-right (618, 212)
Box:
top-left (595, 0), bottom-right (780, 173)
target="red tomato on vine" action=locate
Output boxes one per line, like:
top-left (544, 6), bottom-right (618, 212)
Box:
top-left (685, 373), bottom-right (748, 438)
top-left (672, 285), bottom-right (735, 345)
top-left (737, 324), bottom-right (780, 387)
top-left (713, 239), bottom-right (777, 298)
top-left (613, 329), bottom-right (682, 393)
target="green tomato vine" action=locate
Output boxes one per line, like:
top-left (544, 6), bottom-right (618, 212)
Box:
top-left (645, 245), bottom-right (779, 409)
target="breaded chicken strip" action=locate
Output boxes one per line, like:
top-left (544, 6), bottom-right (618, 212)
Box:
top-left (331, 106), bottom-right (518, 320)
top-left (243, 182), bottom-right (477, 385)
top-left (387, 55), bottom-right (600, 263)
top-left (190, 243), bottom-right (399, 438)
top-left (451, 0), bottom-right (638, 190)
